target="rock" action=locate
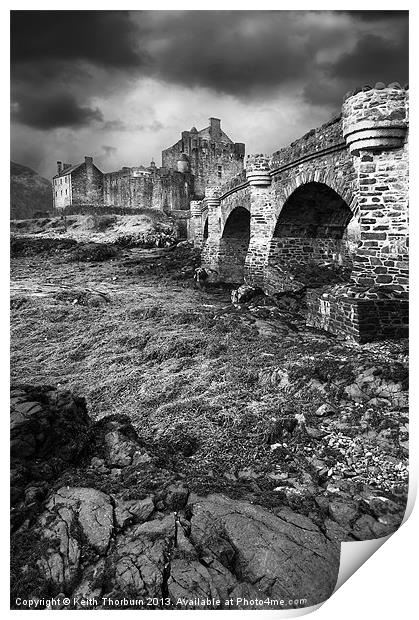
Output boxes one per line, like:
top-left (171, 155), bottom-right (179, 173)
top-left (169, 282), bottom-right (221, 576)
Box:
top-left (237, 467), bottom-right (259, 480)
top-left (351, 514), bottom-right (394, 540)
top-left (10, 385), bottom-right (91, 508)
top-left (37, 504), bottom-right (82, 590)
top-left (306, 426), bottom-right (325, 439)
top-left (168, 559), bottom-right (225, 607)
top-left (72, 559), bottom-right (106, 604)
top-left (344, 383), bottom-right (368, 402)
top-left (46, 487), bottom-right (114, 554)
top-left (114, 496), bottom-right (155, 529)
top-left (104, 430), bottom-right (139, 467)
top-left (361, 495), bottom-right (403, 518)
top-left (90, 457), bottom-right (106, 469)
top-left (315, 403), bottom-right (338, 417)
top-left (189, 494), bottom-right (339, 606)
top-left (164, 482), bottom-right (189, 510)
top-left (307, 378), bottom-right (327, 394)
top-left (328, 501), bottom-right (359, 527)
top-left (109, 515), bottom-right (175, 597)
top-left (94, 415), bottom-right (150, 469)
top-left (231, 285), bottom-right (259, 305)
top-left (323, 518), bottom-right (351, 544)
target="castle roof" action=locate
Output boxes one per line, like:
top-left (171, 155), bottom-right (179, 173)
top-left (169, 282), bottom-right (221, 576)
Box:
top-left (196, 124), bottom-right (233, 144)
top-left (53, 163), bottom-right (83, 178)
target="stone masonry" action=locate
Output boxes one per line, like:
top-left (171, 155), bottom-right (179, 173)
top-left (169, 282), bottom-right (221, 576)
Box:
top-left (162, 118), bottom-right (245, 199)
top-left (195, 84), bottom-right (409, 343)
top-left (54, 119), bottom-right (245, 232)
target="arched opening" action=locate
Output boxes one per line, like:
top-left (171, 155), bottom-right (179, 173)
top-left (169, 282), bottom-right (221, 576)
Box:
top-left (267, 182), bottom-right (356, 292)
top-left (218, 206), bottom-right (250, 283)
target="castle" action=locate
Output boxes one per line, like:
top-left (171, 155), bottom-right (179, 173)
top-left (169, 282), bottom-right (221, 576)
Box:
top-left (52, 117), bottom-right (245, 236)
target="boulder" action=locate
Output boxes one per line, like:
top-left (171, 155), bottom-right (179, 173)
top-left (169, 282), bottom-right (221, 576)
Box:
top-left (231, 284), bottom-right (260, 305)
top-left (164, 482), bottom-right (189, 511)
top-left (315, 403), bottom-right (338, 417)
top-left (10, 386), bottom-right (90, 499)
top-left (45, 487), bottom-right (114, 554)
top-left (189, 494), bottom-right (339, 606)
top-left (109, 515), bottom-right (175, 598)
top-left (114, 496), bottom-right (155, 529)
top-left (94, 415), bottom-right (151, 468)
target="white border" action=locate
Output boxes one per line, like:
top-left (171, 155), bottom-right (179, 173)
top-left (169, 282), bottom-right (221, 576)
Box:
top-left (2, 2), bottom-right (417, 619)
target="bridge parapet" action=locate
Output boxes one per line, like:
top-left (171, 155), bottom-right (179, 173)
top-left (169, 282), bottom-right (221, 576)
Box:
top-left (342, 83), bottom-right (408, 153)
top-left (270, 116), bottom-right (343, 170)
top-left (218, 169), bottom-right (247, 198)
top-left (190, 199), bottom-right (205, 215)
top-left (204, 186), bottom-right (222, 207)
top-left (246, 154), bottom-right (272, 186)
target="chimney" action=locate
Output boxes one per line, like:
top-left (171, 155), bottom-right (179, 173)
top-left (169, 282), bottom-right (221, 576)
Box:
top-left (209, 117), bottom-right (221, 137)
top-left (85, 156), bottom-right (93, 167)
top-left (57, 161), bottom-right (62, 175)
top-left (63, 163), bottom-right (72, 171)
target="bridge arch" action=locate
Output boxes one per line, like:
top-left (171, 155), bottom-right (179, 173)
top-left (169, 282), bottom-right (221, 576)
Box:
top-left (218, 205), bottom-right (251, 282)
top-left (266, 181), bottom-right (359, 293)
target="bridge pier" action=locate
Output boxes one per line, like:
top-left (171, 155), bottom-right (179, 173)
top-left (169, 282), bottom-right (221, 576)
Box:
top-left (189, 200), bottom-right (208, 248)
top-left (243, 155), bottom-right (276, 288)
top-left (200, 187), bottom-right (222, 280)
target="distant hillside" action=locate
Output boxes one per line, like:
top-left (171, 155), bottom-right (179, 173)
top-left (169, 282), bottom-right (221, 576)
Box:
top-left (10, 162), bottom-right (53, 220)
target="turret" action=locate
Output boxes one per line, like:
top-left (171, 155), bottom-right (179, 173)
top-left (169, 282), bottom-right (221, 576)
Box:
top-left (342, 82), bottom-right (408, 154)
top-left (246, 154), bottom-right (272, 186)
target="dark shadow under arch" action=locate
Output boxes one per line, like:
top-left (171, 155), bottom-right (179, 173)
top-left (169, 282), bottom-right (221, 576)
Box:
top-left (219, 207), bottom-right (250, 283)
top-left (268, 182), bottom-right (356, 291)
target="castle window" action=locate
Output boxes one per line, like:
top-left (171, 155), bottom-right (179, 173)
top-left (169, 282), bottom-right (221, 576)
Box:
top-left (217, 165), bottom-right (222, 179)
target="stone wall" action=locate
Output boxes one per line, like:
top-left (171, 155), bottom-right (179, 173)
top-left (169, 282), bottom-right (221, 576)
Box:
top-left (270, 116), bottom-right (344, 169)
top-left (162, 119), bottom-right (245, 199)
top-left (71, 161), bottom-right (103, 206)
top-left (306, 286), bottom-right (408, 343)
top-left (342, 84), bottom-right (409, 294)
top-left (53, 173), bottom-right (72, 209)
top-left (103, 167), bottom-right (194, 212)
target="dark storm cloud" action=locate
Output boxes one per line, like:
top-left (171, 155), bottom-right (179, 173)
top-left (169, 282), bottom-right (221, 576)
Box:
top-left (133, 10), bottom-right (408, 101)
top-left (344, 10), bottom-right (408, 22)
top-left (10, 9), bottom-right (409, 133)
top-left (137, 11), bottom-right (310, 96)
top-left (12, 93), bottom-right (103, 130)
top-left (11, 11), bottom-right (144, 67)
top-left (329, 33), bottom-right (408, 84)
top-left (103, 119), bottom-right (164, 132)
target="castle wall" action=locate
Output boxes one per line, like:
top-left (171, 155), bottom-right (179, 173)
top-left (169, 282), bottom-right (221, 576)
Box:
top-left (103, 168), bottom-right (194, 211)
top-left (162, 121), bottom-right (245, 199)
top-left (71, 163), bottom-right (103, 206)
top-left (53, 173), bottom-right (72, 210)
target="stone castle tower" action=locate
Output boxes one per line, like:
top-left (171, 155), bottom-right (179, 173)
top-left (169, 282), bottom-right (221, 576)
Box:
top-left (161, 117), bottom-right (245, 199)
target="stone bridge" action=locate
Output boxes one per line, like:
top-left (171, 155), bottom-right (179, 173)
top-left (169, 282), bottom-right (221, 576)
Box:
top-left (189, 84), bottom-right (409, 343)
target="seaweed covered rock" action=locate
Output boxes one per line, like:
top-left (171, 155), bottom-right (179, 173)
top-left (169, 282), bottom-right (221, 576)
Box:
top-left (11, 385), bottom-right (91, 514)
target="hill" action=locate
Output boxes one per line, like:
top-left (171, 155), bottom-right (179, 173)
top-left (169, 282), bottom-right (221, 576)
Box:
top-left (10, 161), bottom-right (53, 220)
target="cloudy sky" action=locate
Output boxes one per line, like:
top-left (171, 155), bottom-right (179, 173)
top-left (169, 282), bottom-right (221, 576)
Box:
top-left (10, 10), bottom-right (408, 179)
